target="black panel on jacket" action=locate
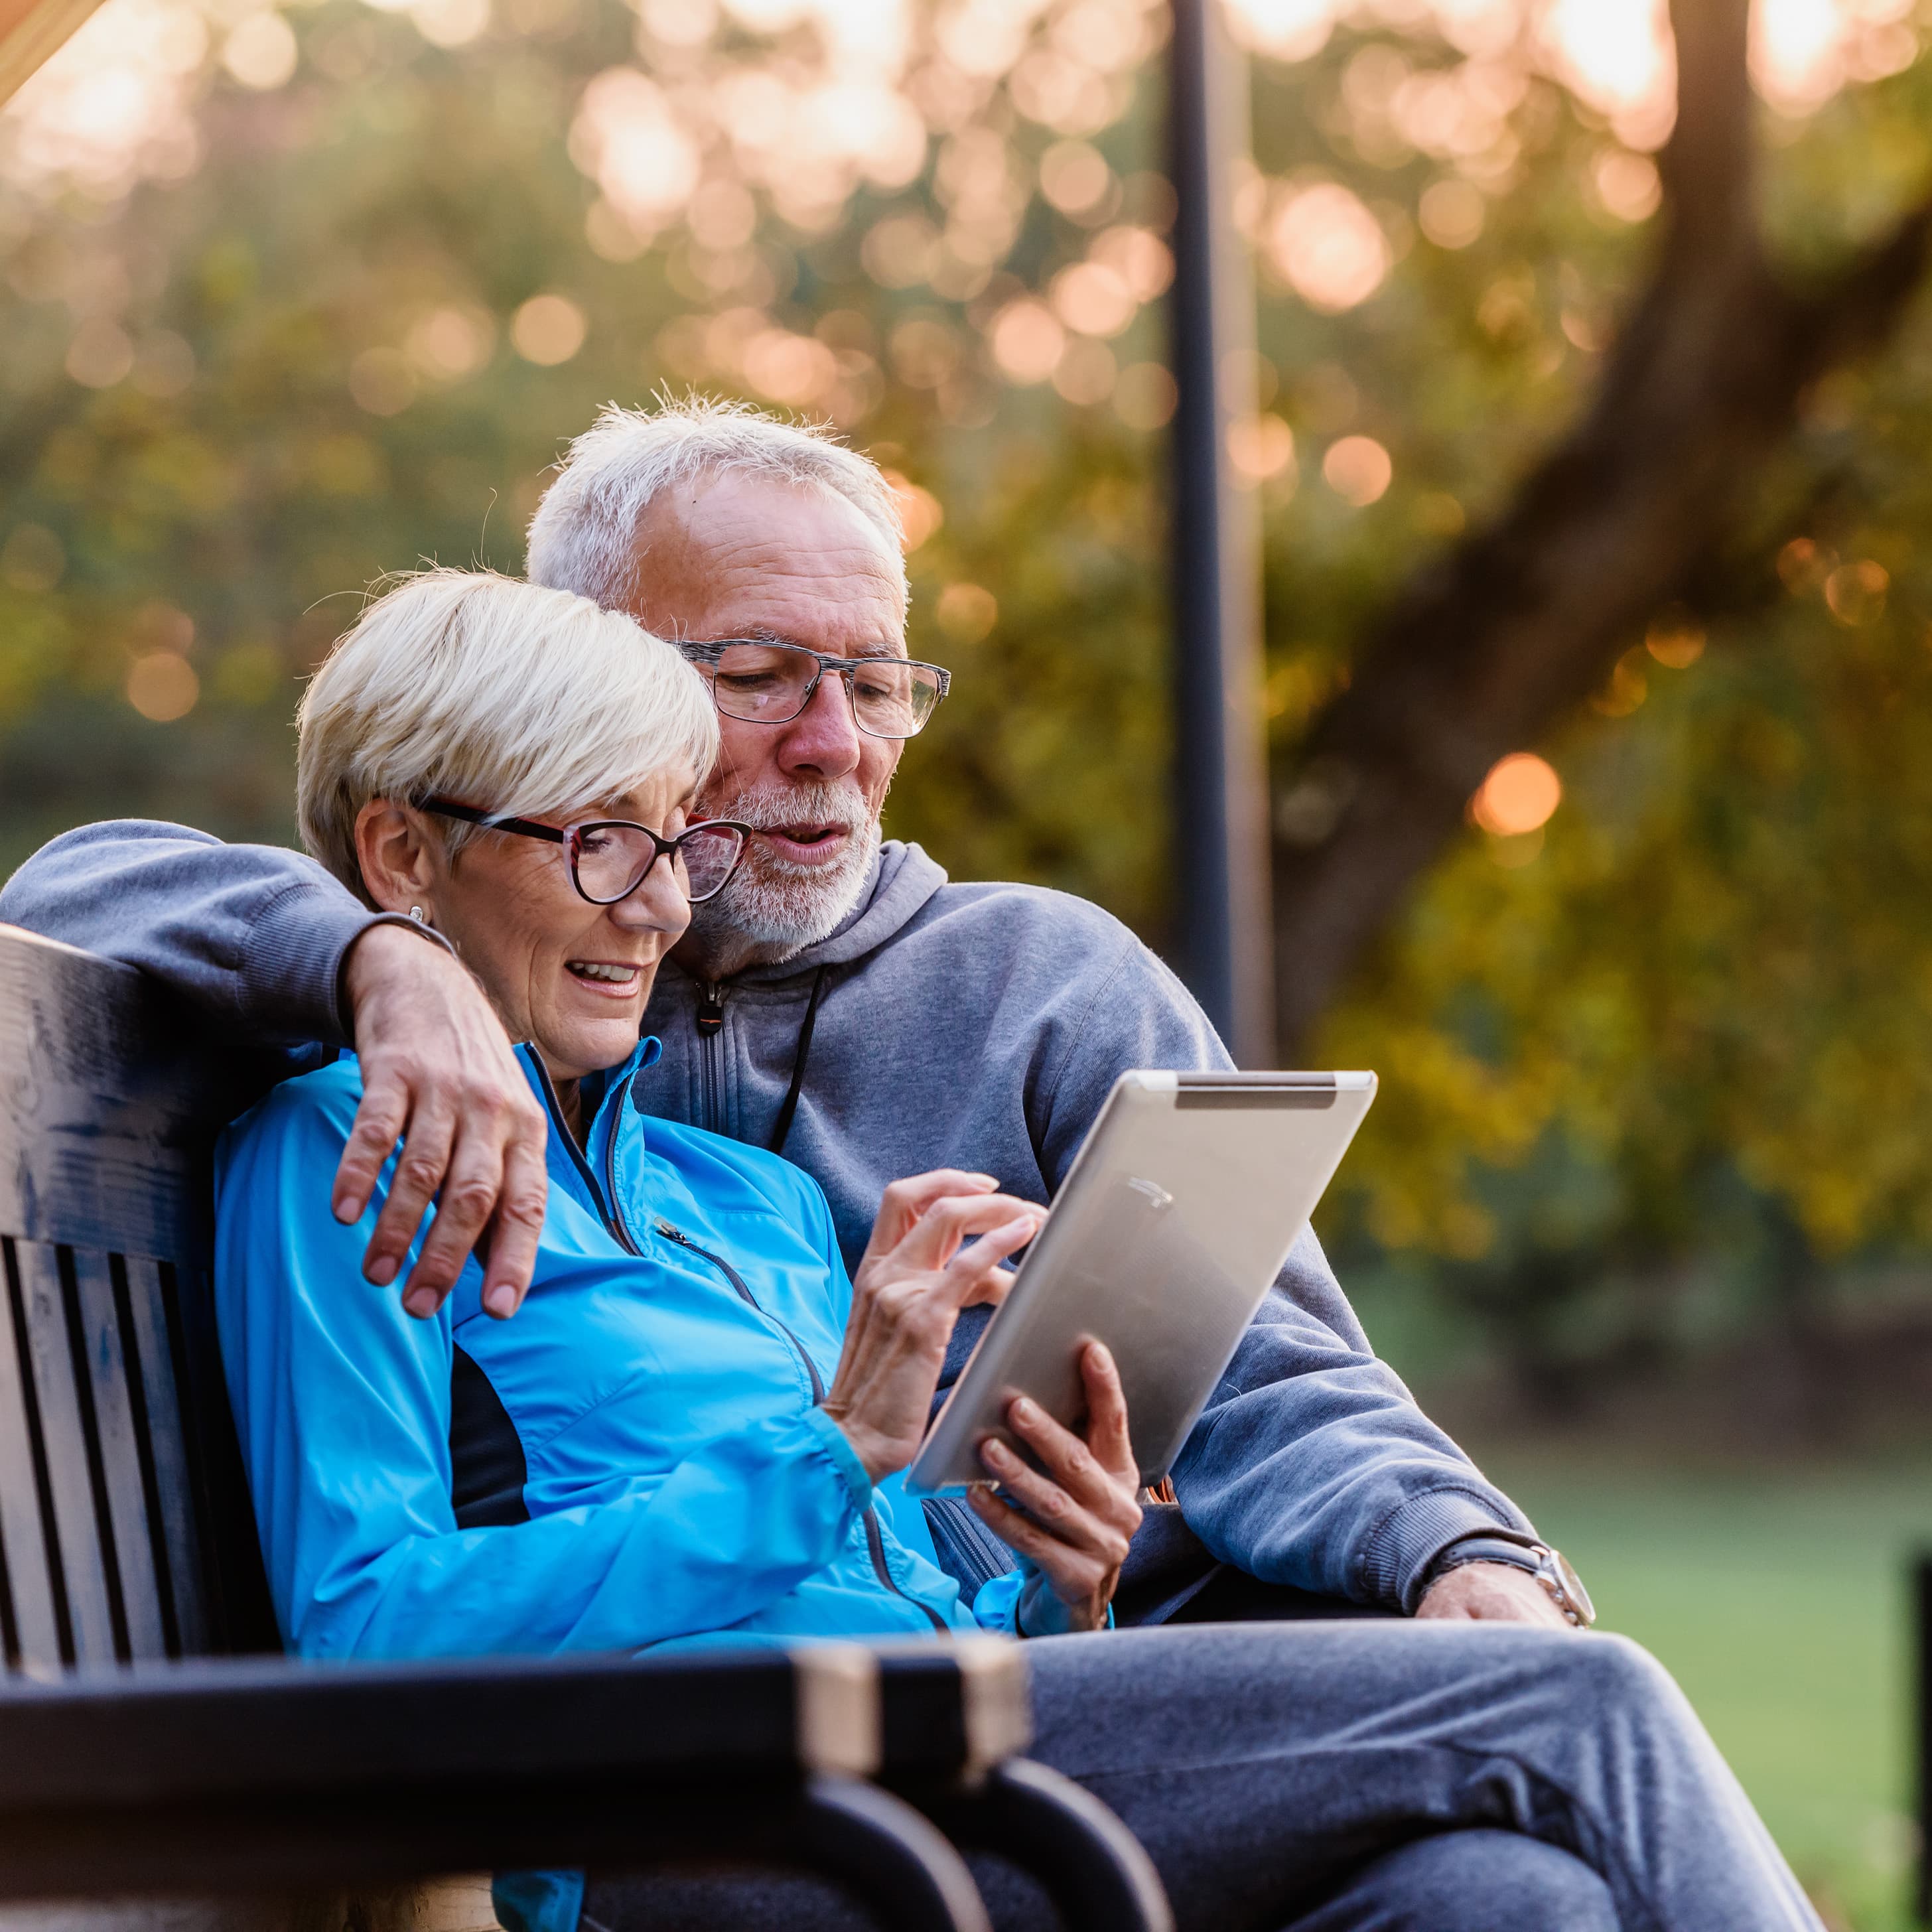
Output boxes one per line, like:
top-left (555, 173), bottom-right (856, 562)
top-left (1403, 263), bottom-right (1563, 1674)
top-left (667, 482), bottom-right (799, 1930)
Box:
top-left (450, 1344), bottom-right (530, 1527)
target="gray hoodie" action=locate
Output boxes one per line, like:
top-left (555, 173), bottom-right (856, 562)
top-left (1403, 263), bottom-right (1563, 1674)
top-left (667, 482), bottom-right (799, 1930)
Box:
top-left (0, 822), bottom-right (1531, 1612)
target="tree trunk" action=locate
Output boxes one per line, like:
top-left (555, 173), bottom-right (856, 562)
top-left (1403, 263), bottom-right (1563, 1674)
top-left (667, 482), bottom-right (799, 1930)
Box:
top-left (1270, 0), bottom-right (1932, 1052)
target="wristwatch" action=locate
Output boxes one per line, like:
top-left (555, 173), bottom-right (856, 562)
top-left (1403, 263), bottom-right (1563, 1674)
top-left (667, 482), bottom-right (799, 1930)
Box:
top-left (1429, 1531), bottom-right (1596, 1628)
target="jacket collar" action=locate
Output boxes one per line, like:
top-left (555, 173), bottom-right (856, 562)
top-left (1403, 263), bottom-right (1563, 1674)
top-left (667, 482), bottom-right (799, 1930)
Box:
top-left (513, 1032), bottom-right (662, 1125)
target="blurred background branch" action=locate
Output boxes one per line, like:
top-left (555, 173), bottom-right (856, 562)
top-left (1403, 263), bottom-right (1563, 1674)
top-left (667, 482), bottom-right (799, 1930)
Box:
top-left (1269, 0), bottom-right (1932, 1055)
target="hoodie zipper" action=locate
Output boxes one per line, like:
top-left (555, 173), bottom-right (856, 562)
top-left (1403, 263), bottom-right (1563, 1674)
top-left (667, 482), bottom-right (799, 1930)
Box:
top-left (654, 1216), bottom-right (947, 1634)
top-left (695, 982), bottom-right (726, 1136)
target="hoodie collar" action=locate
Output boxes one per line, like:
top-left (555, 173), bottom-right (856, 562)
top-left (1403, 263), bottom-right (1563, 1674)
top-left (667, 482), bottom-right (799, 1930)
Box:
top-left (670, 839), bottom-right (949, 987)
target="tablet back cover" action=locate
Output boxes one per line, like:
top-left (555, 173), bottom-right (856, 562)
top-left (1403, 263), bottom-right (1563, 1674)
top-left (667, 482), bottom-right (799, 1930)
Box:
top-left (908, 1070), bottom-right (1375, 1493)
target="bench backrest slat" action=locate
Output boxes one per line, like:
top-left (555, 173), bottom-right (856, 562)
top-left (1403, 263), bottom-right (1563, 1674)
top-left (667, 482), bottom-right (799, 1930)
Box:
top-left (0, 924), bottom-right (277, 1669)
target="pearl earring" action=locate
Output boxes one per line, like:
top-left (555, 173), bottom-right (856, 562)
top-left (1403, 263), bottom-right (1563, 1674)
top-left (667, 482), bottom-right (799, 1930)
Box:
top-left (409, 906), bottom-right (427, 926)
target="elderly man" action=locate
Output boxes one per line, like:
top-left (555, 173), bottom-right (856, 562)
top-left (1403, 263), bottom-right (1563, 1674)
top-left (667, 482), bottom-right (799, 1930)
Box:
top-left (0, 395), bottom-right (1562, 1629)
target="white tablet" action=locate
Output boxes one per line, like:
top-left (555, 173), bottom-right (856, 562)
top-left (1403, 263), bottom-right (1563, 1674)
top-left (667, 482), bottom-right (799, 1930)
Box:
top-left (906, 1069), bottom-right (1376, 1496)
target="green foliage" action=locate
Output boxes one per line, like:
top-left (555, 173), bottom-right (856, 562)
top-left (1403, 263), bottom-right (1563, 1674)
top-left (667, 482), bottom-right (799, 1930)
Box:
top-left (10, 3), bottom-right (1932, 1383)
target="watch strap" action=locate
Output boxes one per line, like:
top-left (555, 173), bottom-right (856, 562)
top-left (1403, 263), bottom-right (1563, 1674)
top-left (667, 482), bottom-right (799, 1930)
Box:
top-left (1428, 1532), bottom-right (1543, 1580)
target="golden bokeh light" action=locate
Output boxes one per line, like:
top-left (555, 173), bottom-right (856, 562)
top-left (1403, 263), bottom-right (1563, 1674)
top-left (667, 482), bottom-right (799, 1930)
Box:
top-left (406, 307), bottom-right (496, 382)
top-left (1592, 648), bottom-right (1649, 718)
top-left (1592, 148), bottom-right (1663, 223)
top-left (882, 469), bottom-right (943, 550)
top-left (1646, 618), bottom-right (1706, 669)
top-left (1825, 557), bottom-right (1890, 627)
top-left (1090, 224), bottom-right (1174, 301)
top-left (511, 294), bottom-right (587, 366)
top-left (66, 318), bottom-right (134, 389)
top-left (741, 327), bottom-right (836, 405)
top-left (1418, 178), bottom-right (1485, 249)
top-left (936, 582), bottom-right (998, 643)
top-left (1470, 751), bottom-right (1561, 837)
top-left (1266, 183), bottom-right (1391, 314)
top-left (1050, 259), bottom-right (1136, 338)
top-left (125, 651), bottom-right (200, 723)
top-left (1322, 435), bottom-right (1392, 506)
top-left (1052, 336), bottom-right (1117, 406)
top-left (220, 11), bottom-right (297, 89)
top-left (988, 299), bottom-right (1066, 385)
top-left (1038, 139), bottom-right (1113, 218)
top-left (1227, 413), bottom-right (1296, 484)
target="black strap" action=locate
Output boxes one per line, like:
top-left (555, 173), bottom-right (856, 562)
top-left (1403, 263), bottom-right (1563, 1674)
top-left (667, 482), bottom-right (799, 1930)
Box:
top-left (768, 964), bottom-right (831, 1156)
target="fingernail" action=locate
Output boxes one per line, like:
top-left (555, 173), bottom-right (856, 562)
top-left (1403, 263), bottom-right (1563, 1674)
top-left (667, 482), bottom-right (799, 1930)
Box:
top-left (969, 1174), bottom-right (999, 1189)
top-left (483, 1282), bottom-right (517, 1318)
top-left (402, 1286), bottom-right (437, 1318)
top-left (1012, 1397), bottom-right (1038, 1424)
top-left (368, 1256), bottom-right (399, 1287)
top-left (981, 1438), bottom-right (1013, 1469)
top-left (333, 1194), bottom-right (360, 1223)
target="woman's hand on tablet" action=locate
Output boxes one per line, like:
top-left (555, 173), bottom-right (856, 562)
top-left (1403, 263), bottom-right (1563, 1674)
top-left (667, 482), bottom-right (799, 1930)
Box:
top-left (969, 1342), bottom-right (1142, 1636)
top-left (827, 1171), bottom-right (1046, 1483)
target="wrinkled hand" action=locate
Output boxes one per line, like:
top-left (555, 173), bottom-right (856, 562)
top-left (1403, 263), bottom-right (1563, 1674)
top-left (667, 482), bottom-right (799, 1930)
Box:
top-left (825, 1171), bottom-right (1045, 1482)
top-left (969, 1343), bottom-right (1142, 1637)
top-left (336, 923), bottom-right (549, 1320)
top-left (1415, 1560), bottom-right (1573, 1628)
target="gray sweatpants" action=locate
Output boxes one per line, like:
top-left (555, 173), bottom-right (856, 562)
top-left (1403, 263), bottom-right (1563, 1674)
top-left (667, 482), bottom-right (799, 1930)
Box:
top-left (582, 1622), bottom-right (1821, 1932)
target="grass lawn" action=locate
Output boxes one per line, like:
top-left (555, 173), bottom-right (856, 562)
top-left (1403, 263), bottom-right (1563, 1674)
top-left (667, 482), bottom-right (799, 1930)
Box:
top-left (1472, 1450), bottom-right (1932, 1930)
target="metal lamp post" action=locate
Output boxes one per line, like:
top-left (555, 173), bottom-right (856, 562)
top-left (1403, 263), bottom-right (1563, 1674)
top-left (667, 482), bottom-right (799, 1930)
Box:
top-left (1166, 0), bottom-right (1275, 1066)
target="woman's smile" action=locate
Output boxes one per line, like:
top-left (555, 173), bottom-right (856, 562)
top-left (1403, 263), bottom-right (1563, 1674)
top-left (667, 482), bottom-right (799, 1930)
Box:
top-left (566, 957), bottom-right (646, 994)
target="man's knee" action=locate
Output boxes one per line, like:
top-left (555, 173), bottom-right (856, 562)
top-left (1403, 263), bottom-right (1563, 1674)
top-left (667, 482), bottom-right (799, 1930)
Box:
top-left (1292, 1829), bottom-right (1619, 1932)
top-left (1561, 1629), bottom-right (1690, 1727)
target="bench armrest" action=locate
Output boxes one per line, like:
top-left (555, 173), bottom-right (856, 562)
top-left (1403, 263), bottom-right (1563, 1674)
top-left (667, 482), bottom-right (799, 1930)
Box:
top-left (0, 1641), bottom-right (1029, 1907)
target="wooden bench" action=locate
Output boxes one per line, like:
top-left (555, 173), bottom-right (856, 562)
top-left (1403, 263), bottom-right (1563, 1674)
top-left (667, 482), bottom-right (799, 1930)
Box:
top-left (0, 922), bottom-right (1170, 1932)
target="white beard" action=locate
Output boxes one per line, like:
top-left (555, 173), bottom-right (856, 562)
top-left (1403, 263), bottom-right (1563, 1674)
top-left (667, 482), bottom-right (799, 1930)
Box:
top-left (691, 776), bottom-right (882, 963)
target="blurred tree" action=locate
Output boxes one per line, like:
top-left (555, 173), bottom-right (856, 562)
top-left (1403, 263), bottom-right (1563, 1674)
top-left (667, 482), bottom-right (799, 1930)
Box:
top-left (1271, 0), bottom-right (1932, 1056)
top-left (9, 0), bottom-right (1932, 1389)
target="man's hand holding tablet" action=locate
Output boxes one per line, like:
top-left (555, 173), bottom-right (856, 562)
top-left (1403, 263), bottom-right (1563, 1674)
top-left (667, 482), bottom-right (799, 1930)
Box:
top-left (967, 1342), bottom-right (1142, 1635)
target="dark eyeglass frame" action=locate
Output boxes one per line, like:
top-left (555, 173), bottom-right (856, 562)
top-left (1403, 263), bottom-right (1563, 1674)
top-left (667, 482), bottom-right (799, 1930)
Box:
top-left (420, 797), bottom-right (754, 906)
top-left (677, 638), bottom-right (952, 740)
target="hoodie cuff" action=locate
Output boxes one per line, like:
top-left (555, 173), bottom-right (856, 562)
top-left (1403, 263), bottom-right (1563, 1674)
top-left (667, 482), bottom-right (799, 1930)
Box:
top-left (248, 885), bottom-right (454, 1051)
top-left (1357, 1487), bottom-right (1536, 1615)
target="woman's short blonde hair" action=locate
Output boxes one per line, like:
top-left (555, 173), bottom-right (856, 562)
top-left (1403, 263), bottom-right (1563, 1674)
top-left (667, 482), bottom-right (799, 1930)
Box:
top-left (297, 569), bottom-right (718, 905)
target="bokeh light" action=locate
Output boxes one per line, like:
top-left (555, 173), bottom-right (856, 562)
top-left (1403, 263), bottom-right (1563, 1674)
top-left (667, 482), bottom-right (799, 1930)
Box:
top-left (511, 294), bottom-right (588, 366)
top-left (1322, 435), bottom-right (1392, 506)
top-left (125, 651), bottom-right (200, 722)
top-left (1470, 751), bottom-right (1562, 837)
top-left (1266, 182), bottom-right (1390, 314)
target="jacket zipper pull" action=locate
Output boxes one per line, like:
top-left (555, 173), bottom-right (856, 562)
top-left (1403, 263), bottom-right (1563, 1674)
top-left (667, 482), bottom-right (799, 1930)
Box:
top-left (695, 983), bottom-right (726, 1037)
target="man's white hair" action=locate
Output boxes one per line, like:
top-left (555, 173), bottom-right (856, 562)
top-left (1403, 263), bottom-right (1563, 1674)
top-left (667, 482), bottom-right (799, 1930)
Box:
top-left (525, 393), bottom-right (909, 615)
top-left (297, 568), bottom-right (718, 907)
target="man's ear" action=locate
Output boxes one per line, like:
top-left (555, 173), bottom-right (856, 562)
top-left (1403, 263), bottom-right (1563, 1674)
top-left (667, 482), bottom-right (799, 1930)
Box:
top-left (354, 800), bottom-right (440, 917)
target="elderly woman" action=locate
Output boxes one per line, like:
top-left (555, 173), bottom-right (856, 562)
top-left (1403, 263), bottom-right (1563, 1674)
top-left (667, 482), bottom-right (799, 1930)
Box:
top-left (216, 570), bottom-right (1821, 1932)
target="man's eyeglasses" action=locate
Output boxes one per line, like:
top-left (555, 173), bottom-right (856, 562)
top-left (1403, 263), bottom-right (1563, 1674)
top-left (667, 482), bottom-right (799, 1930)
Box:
top-left (677, 640), bottom-right (950, 740)
top-left (421, 799), bottom-right (754, 906)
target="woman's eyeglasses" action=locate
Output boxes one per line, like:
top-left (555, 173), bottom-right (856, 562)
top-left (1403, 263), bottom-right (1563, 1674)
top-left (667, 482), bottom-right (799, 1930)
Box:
top-left (420, 799), bottom-right (754, 906)
top-left (677, 640), bottom-right (949, 740)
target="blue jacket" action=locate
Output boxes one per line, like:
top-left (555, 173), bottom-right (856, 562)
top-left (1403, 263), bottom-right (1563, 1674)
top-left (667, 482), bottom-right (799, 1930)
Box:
top-left (214, 1038), bottom-right (1018, 1661)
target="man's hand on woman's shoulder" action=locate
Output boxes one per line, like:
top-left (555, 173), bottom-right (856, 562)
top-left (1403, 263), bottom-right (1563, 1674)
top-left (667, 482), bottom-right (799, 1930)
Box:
top-left (337, 924), bottom-right (549, 1320)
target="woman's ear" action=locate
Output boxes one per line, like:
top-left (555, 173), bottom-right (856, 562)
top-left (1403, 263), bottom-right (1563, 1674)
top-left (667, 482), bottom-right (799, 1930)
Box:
top-left (354, 800), bottom-right (441, 918)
